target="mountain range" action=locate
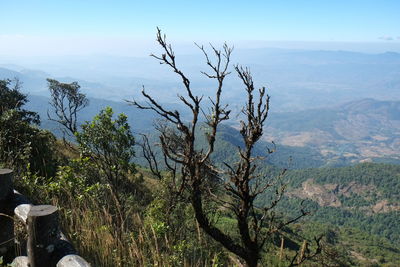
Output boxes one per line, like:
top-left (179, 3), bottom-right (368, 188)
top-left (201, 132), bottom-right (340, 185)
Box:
top-left (2, 48), bottom-right (400, 265)
top-left (1, 48), bottom-right (400, 167)
top-left (21, 94), bottom-right (400, 169)
top-left (2, 48), bottom-right (400, 111)
top-left (265, 98), bottom-right (400, 166)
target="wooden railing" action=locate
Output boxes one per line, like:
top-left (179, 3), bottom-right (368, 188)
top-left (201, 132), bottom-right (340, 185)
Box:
top-left (0, 169), bottom-right (90, 267)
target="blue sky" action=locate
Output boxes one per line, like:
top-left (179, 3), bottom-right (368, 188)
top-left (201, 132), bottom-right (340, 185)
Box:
top-left (1, 0), bottom-right (399, 56)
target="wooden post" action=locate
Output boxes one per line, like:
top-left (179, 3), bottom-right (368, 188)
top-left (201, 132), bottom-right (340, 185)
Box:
top-left (0, 169), bottom-right (14, 261)
top-left (26, 205), bottom-right (60, 267)
top-left (10, 187), bottom-right (91, 266)
top-left (27, 215), bottom-right (37, 267)
top-left (14, 201), bottom-right (90, 266)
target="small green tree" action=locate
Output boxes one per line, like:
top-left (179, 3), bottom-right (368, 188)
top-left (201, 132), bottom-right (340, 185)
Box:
top-left (75, 106), bottom-right (135, 191)
top-left (75, 107), bottom-right (138, 231)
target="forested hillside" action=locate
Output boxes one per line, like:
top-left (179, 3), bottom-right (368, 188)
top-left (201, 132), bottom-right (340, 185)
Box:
top-left (2, 37), bottom-right (400, 267)
top-left (3, 0), bottom-right (400, 266)
top-left (256, 163), bottom-right (400, 265)
top-left (20, 93), bottom-right (400, 169)
top-left (2, 76), bottom-right (400, 266)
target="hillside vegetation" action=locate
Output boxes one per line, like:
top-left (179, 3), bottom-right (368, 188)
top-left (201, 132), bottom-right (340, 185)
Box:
top-left (0, 65), bottom-right (325, 266)
top-left (1, 37), bottom-right (400, 266)
top-left (257, 163), bottom-right (400, 265)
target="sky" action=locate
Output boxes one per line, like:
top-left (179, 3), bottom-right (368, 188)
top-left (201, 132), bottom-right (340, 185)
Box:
top-left (1, 0), bottom-right (400, 56)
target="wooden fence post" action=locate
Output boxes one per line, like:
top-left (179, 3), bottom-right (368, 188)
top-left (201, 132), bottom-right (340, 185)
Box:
top-left (14, 203), bottom-right (91, 267)
top-left (1, 169), bottom-right (91, 266)
top-left (0, 169), bottom-right (14, 261)
top-left (26, 205), bottom-right (60, 267)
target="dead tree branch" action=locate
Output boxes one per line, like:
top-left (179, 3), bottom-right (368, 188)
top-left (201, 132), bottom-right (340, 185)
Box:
top-left (129, 29), bottom-right (313, 267)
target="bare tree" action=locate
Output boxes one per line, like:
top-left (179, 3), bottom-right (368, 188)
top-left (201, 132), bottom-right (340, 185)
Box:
top-left (130, 28), bottom-right (319, 267)
top-left (136, 133), bottom-right (162, 179)
top-left (47, 79), bottom-right (88, 137)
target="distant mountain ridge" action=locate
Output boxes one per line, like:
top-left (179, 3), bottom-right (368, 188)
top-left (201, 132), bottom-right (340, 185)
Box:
top-left (1, 52), bottom-right (400, 167)
top-left (3, 53), bottom-right (399, 265)
top-left (263, 98), bottom-right (400, 165)
top-left (2, 47), bottom-right (400, 110)
top-left (21, 94), bottom-right (400, 168)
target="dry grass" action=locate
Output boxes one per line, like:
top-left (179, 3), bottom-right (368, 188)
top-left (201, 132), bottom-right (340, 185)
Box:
top-left (43, 180), bottom-right (222, 266)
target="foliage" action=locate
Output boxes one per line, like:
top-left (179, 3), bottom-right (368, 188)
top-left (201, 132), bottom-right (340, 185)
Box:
top-left (13, 153), bottom-right (227, 266)
top-left (299, 222), bottom-right (400, 266)
top-left (0, 79), bottom-right (58, 176)
top-left (254, 162), bottom-right (400, 265)
top-left (47, 78), bottom-right (88, 137)
top-left (143, 173), bottom-right (229, 266)
top-left (75, 106), bottom-right (135, 191)
top-left (3, 35), bottom-right (400, 267)
top-left (0, 79), bottom-right (40, 124)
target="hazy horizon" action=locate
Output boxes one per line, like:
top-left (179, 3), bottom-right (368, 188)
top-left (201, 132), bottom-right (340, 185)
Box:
top-left (1, 1), bottom-right (400, 111)
top-left (1, 0), bottom-right (400, 57)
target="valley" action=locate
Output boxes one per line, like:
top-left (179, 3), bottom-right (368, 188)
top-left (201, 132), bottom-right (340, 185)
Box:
top-left (1, 48), bottom-right (400, 266)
